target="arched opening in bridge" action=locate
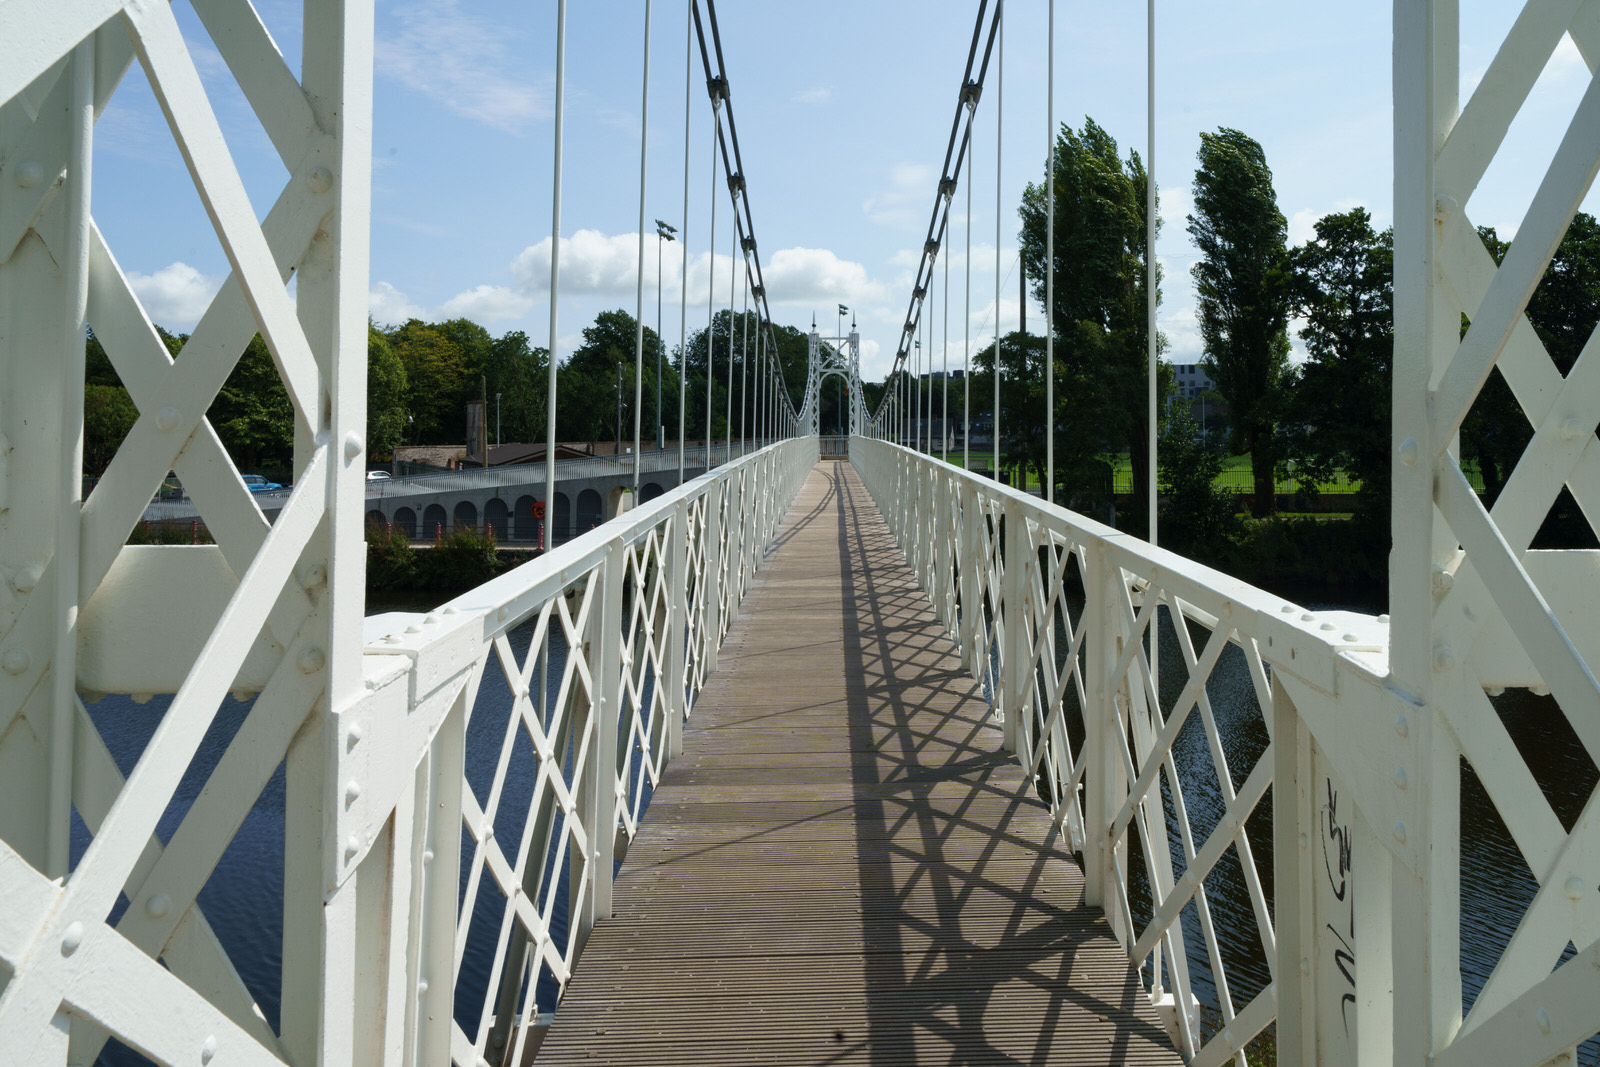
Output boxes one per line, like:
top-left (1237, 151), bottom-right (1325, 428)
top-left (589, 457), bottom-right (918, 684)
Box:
top-left (422, 504), bottom-right (447, 539)
top-left (640, 482), bottom-right (664, 503)
top-left (453, 501), bottom-right (478, 534)
top-left (514, 495), bottom-right (538, 541)
top-left (394, 507), bottom-right (418, 539)
top-left (554, 493), bottom-right (571, 543)
top-left (365, 509), bottom-right (386, 530)
top-left (576, 490), bottom-right (602, 534)
top-left (484, 498), bottom-right (510, 540)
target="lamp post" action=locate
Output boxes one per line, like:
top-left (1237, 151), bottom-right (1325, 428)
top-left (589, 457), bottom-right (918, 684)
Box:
top-left (655, 219), bottom-right (675, 451)
top-left (495, 392), bottom-right (502, 448)
top-left (836, 303), bottom-right (848, 435)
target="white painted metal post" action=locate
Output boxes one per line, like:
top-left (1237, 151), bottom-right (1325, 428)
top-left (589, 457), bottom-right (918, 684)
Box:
top-left (585, 540), bottom-right (624, 939)
top-left (1391, 1), bottom-right (1460, 1061)
top-left (1000, 495), bottom-right (1030, 754)
top-left (1081, 537), bottom-right (1115, 914)
top-left (667, 499), bottom-right (689, 759)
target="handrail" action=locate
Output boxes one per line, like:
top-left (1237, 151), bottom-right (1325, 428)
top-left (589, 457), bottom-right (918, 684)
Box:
top-left (355, 436), bottom-right (817, 1063)
top-left (849, 436), bottom-right (1394, 1063)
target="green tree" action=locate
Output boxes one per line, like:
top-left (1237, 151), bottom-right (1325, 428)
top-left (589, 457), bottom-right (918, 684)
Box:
top-left (367, 326), bottom-right (408, 457)
top-left (83, 383), bottom-right (139, 476)
top-left (389, 319), bottom-right (470, 443)
top-left (483, 330), bottom-right (549, 444)
top-left (1285, 208), bottom-right (1393, 524)
top-left (1018, 117), bottom-right (1164, 526)
top-left (207, 333), bottom-right (295, 471)
top-left (1189, 127), bottom-right (1291, 517)
top-left (1157, 406), bottom-right (1238, 565)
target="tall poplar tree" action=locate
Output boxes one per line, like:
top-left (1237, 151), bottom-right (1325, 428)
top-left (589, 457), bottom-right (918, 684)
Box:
top-left (1188, 128), bottom-right (1291, 517)
top-left (1018, 117), bottom-right (1163, 525)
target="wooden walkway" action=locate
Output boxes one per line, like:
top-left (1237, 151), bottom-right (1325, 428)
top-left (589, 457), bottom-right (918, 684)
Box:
top-left (536, 461), bottom-right (1182, 1065)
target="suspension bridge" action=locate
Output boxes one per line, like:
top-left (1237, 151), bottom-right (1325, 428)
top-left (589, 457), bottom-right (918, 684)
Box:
top-left (3, 2), bottom-right (1600, 1066)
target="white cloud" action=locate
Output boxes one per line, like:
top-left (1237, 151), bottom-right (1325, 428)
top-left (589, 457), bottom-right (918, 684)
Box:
top-left (369, 280), bottom-right (427, 325)
top-left (862, 162), bottom-right (937, 231)
top-left (377, 1), bottom-right (546, 132)
top-left (763, 246), bottom-right (887, 306)
top-left (439, 283), bottom-right (533, 323)
top-left (794, 86), bottom-right (834, 105)
top-left (511, 229), bottom-right (650, 296)
top-left (126, 262), bottom-right (224, 329)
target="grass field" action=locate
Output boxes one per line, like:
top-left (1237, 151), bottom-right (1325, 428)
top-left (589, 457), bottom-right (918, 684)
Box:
top-left (920, 449), bottom-right (1489, 495)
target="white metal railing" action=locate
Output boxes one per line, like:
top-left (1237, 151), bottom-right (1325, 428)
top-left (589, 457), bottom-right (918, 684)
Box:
top-left (850, 436), bottom-right (1600, 1066)
top-left (356, 437), bottom-right (814, 1065)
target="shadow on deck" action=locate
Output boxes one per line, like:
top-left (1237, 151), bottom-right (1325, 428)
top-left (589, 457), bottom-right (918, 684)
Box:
top-left (534, 461), bottom-right (1182, 1065)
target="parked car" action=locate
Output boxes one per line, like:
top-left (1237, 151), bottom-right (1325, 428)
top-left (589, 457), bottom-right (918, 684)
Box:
top-left (366, 470), bottom-right (392, 481)
top-left (243, 474), bottom-right (284, 493)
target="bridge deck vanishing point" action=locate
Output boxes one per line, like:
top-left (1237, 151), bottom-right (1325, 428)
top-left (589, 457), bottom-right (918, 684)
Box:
top-left (536, 461), bottom-right (1182, 1065)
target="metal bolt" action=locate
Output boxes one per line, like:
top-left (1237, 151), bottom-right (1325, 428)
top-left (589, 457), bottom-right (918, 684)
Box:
top-left (1562, 418), bottom-right (1587, 442)
top-left (145, 893), bottom-right (171, 919)
top-left (299, 646), bottom-right (326, 674)
top-left (344, 430), bottom-right (363, 461)
top-left (1433, 643), bottom-right (1455, 673)
top-left (307, 165), bottom-right (333, 194)
top-left (156, 406), bottom-right (181, 432)
top-left (346, 724), bottom-right (363, 749)
top-left (1398, 437), bottom-right (1420, 466)
top-left (1565, 876), bottom-right (1585, 901)
top-left (61, 921), bottom-right (84, 955)
top-left (345, 780), bottom-right (362, 804)
top-left (345, 835), bottom-right (360, 859)
top-left (13, 565), bottom-right (41, 594)
top-left (1393, 767), bottom-right (1408, 791)
top-left (2, 648), bottom-right (31, 675)
top-left (1300, 957), bottom-right (1311, 975)
top-left (418, 979), bottom-right (429, 994)
top-left (1432, 567), bottom-right (1453, 595)
top-left (1395, 714), bottom-right (1409, 738)
top-left (422, 849), bottom-right (434, 865)
top-left (1393, 821), bottom-right (1407, 843)
top-left (1537, 1008), bottom-right (1552, 1035)
top-left (201, 1036), bottom-right (217, 1064)
top-left (15, 159), bottom-right (44, 188)
top-left (1434, 194), bottom-right (1458, 220)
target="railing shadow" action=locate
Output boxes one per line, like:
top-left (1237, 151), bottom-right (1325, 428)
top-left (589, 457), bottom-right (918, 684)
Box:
top-left (832, 463), bottom-right (1173, 1064)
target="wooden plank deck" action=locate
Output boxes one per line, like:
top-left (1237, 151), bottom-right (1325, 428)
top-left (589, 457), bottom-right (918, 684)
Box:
top-left (535, 461), bottom-right (1182, 1065)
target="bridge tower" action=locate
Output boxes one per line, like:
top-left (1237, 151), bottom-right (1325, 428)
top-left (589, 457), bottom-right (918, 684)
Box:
top-left (0, 2), bottom-right (383, 1062)
top-left (802, 323), bottom-right (862, 436)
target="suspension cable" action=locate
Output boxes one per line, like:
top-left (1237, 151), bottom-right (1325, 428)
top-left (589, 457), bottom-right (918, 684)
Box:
top-left (964, 109), bottom-right (973, 471)
top-left (632, 0), bottom-right (653, 492)
top-left (677, 0), bottom-right (691, 483)
top-left (871, 0), bottom-right (1001, 424)
top-left (994, 0), bottom-right (1003, 481)
top-left (1046, 0), bottom-right (1055, 503)
top-left (706, 102), bottom-right (718, 465)
top-left (691, 0), bottom-right (794, 417)
top-left (1147, 0), bottom-right (1158, 546)
top-left (542, 0), bottom-right (567, 548)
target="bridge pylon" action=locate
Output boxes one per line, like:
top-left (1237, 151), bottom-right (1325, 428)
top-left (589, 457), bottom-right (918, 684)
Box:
top-left (803, 325), bottom-right (862, 436)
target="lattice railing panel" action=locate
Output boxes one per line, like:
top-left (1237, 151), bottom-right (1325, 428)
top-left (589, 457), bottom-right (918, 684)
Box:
top-left (1393, 0), bottom-right (1600, 1061)
top-left (851, 437), bottom-right (1393, 1066)
top-left (397, 438), bottom-right (816, 1065)
top-left (0, 2), bottom-right (370, 1063)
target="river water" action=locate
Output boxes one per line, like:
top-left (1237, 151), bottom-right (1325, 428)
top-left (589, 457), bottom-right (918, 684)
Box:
top-left (80, 594), bottom-right (1596, 1062)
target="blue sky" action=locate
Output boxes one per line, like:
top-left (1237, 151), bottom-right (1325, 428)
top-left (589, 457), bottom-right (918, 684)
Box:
top-left (88, 1), bottom-right (1597, 385)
